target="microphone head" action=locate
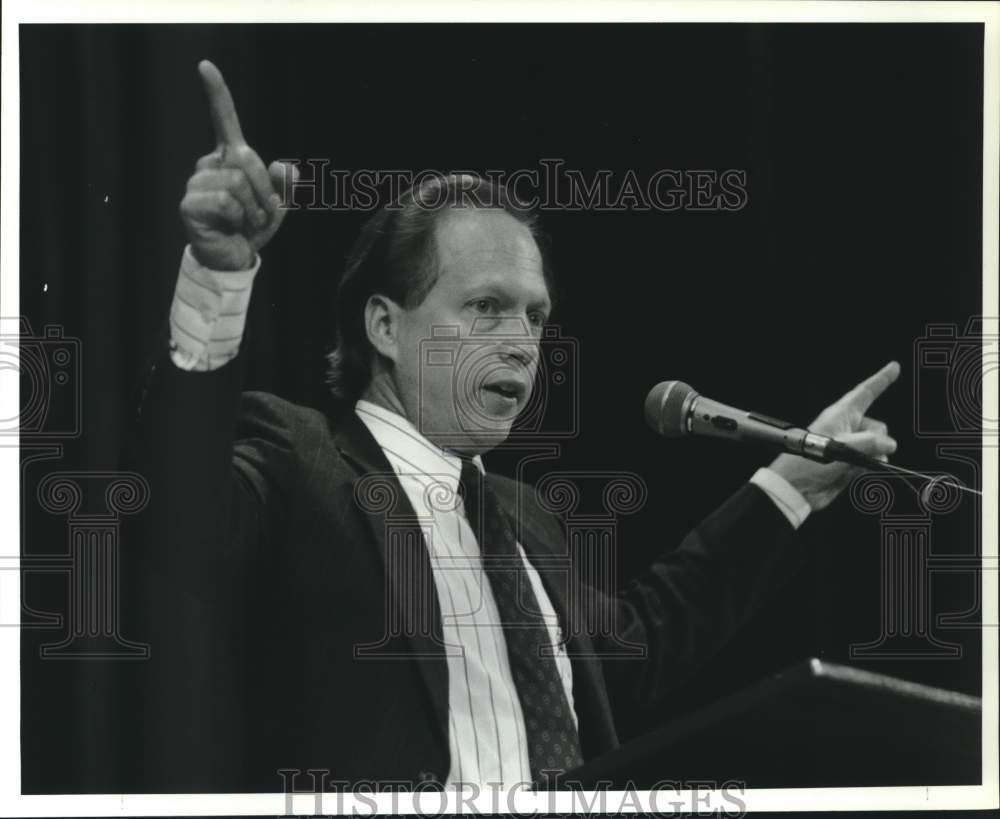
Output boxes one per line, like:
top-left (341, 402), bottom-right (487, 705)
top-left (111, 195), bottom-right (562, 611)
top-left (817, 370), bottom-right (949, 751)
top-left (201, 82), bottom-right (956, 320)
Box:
top-left (644, 380), bottom-right (698, 437)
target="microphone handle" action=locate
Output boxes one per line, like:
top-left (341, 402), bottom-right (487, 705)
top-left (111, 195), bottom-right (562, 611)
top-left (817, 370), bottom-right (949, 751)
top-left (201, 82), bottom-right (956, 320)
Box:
top-left (687, 395), bottom-right (848, 462)
top-left (686, 395), bottom-right (876, 467)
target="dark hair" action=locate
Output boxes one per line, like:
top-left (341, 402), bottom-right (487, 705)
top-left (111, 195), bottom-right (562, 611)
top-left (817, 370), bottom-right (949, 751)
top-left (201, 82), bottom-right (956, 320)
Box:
top-left (325, 173), bottom-right (551, 402)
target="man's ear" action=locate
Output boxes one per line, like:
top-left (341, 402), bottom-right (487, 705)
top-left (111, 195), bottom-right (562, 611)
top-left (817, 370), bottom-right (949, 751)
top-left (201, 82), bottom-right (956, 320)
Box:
top-left (364, 294), bottom-right (403, 362)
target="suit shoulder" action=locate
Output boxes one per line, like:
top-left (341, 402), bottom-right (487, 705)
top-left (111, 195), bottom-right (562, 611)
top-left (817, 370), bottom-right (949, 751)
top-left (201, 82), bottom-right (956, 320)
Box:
top-left (239, 390), bottom-right (329, 427)
top-left (236, 390), bottom-right (341, 453)
top-left (239, 390), bottom-right (319, 417)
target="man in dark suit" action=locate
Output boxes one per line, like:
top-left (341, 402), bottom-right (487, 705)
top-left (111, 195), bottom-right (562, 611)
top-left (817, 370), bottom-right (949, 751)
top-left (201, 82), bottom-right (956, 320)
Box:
top-left (134, 60), bottom-right (900, 792)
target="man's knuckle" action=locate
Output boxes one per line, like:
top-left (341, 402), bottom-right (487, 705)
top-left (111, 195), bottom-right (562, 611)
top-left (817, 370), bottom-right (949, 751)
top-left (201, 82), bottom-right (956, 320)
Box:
top-left (188, 169), bottom-right (212, 189)
top-left (229, 179), bottom-right (250, 201)
top-left (234, 174), bottom-right (253, 195)
top-left (215, 190), bottom-right (238, 212)
top-left (232, 143), bottom-right (256, 164)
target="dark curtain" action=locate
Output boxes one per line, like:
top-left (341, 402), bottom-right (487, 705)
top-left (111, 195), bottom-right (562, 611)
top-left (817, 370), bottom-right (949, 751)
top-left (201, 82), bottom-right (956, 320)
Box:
top-left (18, 23), bottom-right (983, 792)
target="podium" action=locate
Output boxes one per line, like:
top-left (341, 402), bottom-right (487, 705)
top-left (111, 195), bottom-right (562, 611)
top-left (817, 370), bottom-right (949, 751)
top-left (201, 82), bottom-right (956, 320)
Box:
top-left (568, 659), bottom-right (981, 789)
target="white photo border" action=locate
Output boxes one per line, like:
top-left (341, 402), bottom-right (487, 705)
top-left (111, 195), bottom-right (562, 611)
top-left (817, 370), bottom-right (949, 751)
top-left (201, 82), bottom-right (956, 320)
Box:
top-left (1, 0), bottom-right (996, 815)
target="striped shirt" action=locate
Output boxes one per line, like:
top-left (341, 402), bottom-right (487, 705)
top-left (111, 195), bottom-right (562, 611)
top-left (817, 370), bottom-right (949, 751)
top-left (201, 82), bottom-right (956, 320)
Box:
top-left (355, 400), bottom-right (576, 786)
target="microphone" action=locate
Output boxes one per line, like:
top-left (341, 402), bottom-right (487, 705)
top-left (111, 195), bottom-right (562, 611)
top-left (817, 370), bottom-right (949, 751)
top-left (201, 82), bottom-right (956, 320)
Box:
top-left (644, 381), bottom-right (983, 497)
top-left (643, 380), bottom-right (872, 467)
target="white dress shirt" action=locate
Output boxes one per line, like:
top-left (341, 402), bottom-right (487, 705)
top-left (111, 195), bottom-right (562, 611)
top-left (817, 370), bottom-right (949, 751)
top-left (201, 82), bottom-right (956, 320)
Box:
top-left (165, 246), bottom-right (813, 783)
top-left (355, 400), bottom-right (575, 786)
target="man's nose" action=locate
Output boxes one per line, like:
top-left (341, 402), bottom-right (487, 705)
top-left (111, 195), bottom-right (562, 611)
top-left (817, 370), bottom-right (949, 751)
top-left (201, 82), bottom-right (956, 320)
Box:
top-left (499, 341), bottom-right (538, 369)
top-left (470, 314), bottom-right (541, 367)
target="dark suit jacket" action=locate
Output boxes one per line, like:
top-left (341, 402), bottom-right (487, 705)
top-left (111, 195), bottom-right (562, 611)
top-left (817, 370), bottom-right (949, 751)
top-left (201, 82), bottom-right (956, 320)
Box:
top-left (131, 352), bottom-right (803, 792)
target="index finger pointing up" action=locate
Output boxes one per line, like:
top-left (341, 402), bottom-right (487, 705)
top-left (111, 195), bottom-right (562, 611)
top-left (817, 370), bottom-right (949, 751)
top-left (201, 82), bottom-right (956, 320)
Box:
top-left (198, 59), bottom-right (245, 147)
top-left (841, 360), bottom-right (902, 413)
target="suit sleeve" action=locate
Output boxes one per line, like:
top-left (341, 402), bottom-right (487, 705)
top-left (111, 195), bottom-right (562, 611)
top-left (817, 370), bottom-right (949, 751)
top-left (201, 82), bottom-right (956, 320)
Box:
top-left (128, 350), bottom-right (301, 790)
top-left (590, 483), bottom-right (807, 706)
top-left (134, 352), bottom-right (301, 574)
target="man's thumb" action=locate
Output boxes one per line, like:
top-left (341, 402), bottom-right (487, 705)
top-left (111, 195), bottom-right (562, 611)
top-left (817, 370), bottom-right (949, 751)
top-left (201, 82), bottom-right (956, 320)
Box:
top-left (252, 161), bottom-right (298, 244)
top-left (269, 161), bottom-right (298, 207)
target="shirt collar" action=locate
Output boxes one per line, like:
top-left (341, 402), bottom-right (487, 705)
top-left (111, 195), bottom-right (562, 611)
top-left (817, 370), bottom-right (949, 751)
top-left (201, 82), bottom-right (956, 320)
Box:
top-left (354, 400), bottom-right (485, 490)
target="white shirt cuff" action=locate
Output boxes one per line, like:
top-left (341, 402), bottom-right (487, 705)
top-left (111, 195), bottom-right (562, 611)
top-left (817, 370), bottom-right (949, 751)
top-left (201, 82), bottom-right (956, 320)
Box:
top-left (749, 467), bottom-right (811, 530)
top-left (169, 245), bottom-right (260, 371)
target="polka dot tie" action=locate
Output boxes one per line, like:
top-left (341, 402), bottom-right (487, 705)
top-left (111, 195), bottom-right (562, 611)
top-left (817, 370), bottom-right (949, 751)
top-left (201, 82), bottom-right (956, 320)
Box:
top-left (459, 458), bottom-right (584, 787)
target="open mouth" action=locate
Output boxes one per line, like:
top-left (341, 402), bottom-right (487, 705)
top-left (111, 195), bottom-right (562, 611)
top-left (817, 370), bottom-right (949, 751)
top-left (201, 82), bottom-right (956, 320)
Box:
top-left (482, 379), bottom-right (526, 403)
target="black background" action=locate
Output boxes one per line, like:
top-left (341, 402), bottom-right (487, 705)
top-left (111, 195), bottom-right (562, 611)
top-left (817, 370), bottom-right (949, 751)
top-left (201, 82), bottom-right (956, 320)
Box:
top-left (18, 23), bottom-right (985, 792)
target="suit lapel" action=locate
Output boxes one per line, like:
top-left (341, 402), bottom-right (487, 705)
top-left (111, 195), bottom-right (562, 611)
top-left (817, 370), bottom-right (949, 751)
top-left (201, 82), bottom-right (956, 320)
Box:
top-left (328, 408), bottom-right (619, 763)
top-left (331, 410), bottom-right (450, 751)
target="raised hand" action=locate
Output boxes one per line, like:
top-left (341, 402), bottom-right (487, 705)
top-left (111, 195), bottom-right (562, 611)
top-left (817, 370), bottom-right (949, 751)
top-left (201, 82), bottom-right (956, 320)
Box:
top-left (769, 361), bottom-right (901, 512)
top-left (179, 60), bottom-right (296, 270)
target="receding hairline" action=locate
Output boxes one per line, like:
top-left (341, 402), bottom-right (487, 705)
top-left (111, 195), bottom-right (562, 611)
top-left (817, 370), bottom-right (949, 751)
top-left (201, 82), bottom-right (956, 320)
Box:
top-left (426, 205), bottom-right (545, 282)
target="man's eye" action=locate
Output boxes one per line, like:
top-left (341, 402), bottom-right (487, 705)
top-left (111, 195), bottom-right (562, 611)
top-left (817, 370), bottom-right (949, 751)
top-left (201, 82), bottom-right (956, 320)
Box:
top-left (472, 299), bottom-right (496, 314)
top-left (528, 312), bottom-right (547, 327)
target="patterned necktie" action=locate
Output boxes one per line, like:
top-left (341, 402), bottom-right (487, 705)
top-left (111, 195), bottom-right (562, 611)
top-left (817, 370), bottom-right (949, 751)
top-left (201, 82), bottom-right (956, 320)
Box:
top-left (458, 457), bottom-right (584, 787)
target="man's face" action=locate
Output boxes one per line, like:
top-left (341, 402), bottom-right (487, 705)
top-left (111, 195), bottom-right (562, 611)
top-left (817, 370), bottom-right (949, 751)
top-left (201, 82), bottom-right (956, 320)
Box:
top-left (391, 208), bottom-right (551, 455)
